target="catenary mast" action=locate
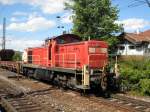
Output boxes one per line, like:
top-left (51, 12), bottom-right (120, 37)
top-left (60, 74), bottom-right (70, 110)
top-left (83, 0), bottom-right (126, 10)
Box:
top-left (2, 17), bottom-right (6, 49)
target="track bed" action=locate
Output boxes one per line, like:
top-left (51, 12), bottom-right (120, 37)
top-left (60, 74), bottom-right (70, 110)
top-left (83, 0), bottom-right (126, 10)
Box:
top-left (0, 69), bottom-right (150, 112)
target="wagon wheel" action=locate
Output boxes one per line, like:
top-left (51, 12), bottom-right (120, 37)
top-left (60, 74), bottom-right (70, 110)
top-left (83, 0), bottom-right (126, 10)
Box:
top-left (101, 73), bottom-right (107, 91)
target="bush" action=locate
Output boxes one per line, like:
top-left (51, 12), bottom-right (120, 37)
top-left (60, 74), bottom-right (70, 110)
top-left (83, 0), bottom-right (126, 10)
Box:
top-left (12, 52), bottom-right (22, 61)
top-left (119, 59), bottom-right (150, 96)
top-left (0, 49), bottom-right (15, 61)
top-left (139, 79), bottom-right (150, 95)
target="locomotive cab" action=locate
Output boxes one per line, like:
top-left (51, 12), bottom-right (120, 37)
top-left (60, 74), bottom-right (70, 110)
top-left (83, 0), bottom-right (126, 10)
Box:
top-left (82, 40), bottom-right (109, 91)
top-left (52, 34), bottom-right (82, 44)
top-left (88, 40), bottom-right (108, 68)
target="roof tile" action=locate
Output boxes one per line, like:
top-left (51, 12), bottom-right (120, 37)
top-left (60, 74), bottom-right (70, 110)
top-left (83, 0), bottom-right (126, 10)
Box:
top-left (124, 30), bottom-right (150, 43)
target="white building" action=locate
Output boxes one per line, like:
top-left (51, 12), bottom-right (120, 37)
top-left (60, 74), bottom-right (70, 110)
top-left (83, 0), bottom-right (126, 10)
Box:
top-left (117, 30), bottom-right (150, 57)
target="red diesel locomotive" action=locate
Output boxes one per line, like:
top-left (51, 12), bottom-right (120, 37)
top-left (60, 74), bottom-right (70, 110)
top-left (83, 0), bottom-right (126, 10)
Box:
top-left (0, 34), bottom-right (118, 92)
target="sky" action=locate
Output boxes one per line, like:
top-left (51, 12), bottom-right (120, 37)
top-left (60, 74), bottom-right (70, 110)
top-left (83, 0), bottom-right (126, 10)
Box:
top-left (0, 0), bottom-right (149, 51)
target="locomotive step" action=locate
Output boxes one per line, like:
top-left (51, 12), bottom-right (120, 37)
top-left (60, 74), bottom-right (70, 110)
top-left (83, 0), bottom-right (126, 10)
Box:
top-left (76, 85), bottom-right (90, 89)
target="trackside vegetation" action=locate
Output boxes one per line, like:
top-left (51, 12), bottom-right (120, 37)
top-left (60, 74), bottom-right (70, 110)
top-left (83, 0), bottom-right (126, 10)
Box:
top-left (119, 59), bottom-right (150, 96)
top-left (12, 51), bottom-right (22, 61)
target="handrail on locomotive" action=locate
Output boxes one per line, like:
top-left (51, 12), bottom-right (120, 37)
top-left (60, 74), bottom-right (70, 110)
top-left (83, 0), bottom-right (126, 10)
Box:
top-left (0, 34), bottom-right (120, 92)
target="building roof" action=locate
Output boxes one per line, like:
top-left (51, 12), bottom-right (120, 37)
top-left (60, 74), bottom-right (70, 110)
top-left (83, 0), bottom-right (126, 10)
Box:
top-left (121, 30), bottom-right (150, 44)
top-left (48, 34), bottom-right (82, 44)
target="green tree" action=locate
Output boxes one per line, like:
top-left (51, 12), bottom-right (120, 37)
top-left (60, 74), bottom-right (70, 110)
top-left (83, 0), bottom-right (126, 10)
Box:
top-left (66, 0), bottom-right (122, 40)
top-left (13, 52), bottom-right (22, 61)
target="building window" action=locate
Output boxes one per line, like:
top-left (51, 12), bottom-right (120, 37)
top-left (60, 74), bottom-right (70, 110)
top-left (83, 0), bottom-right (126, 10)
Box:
top-left (129, 45), bottom-right (135, 49)
top-left (146, 49), bottom-right (150, 53)
top-left (136, 46), bottom-right (142, 51)
top-left (118, 46), bottom-right (125, 50)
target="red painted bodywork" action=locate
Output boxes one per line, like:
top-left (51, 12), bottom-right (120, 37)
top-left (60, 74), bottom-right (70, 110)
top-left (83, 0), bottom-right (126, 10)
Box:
top-left (28, 47), bottom-right (49, 66)
top-left (26, 34), bottom-right (108, 69)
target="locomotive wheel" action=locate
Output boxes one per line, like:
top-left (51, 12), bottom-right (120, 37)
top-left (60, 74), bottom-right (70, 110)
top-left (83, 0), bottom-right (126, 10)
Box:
top-left (101, 73), bottom-right (107, 91)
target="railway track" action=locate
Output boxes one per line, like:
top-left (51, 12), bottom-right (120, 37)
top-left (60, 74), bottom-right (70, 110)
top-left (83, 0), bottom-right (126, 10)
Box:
top-left (110, 94), bottom-right (150, 112)
top-left (0, 79), bottom-right (45, 112)
top-left (25, 87), bottom-right (150, 112)
top-left (0, 86), bottom-right (42, 112)
top-left (1, 95), bottom-right (43, 112)
top-left (90, 94), bottom-right (150, 112)
top-left (0, 69), bottom-right (150, 112)
top-left (0, 74), bottom-right (63, 112)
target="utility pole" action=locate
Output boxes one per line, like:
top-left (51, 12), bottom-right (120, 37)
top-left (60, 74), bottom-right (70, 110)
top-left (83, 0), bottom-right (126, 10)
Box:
top-left (2, 17), bottom-right (6, 50)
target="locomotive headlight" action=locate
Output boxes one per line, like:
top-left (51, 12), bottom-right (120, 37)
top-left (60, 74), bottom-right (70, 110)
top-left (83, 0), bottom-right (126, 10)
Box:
top-left (89, 47), bottom-right (95, 53)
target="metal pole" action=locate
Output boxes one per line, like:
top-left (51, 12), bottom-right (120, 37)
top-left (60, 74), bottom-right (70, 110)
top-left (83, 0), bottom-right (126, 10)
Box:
top-left (2, 17), bottom-right (6, 50)
top-left (17, 62), bottom-right (20, 81)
